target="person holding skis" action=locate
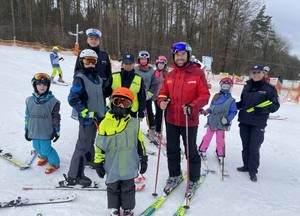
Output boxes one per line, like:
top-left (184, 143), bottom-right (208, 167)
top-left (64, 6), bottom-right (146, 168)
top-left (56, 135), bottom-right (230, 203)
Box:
top-left (25, 73), bottom-right (61, 174)
top-left (50, 46), bottom-right (65, 83)
top-left (198, 77), bottom-right (237, 165)
top-left (134, 50), bottom-right (158, 142)
top-left (236, 65), bottom-right (280, 182)
top-left (63, 49), bottom-right (105, 186)
top-left (74, 28), bottom-right (112, 167)
top-left (94, 87), bottom-right (148, 216)
top-left (157, 42), bottom-right (210, 194)
top-left (105, 52), bottom-right (146, 120)
top-left (153, 55), bottom-right (168, 140)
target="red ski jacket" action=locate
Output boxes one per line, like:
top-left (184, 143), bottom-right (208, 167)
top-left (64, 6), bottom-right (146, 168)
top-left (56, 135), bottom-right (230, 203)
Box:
top-left (158, 62), bottom-right (210, 127)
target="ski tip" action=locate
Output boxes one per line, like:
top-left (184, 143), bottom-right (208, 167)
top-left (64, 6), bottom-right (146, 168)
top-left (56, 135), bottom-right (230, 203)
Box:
top-left (22, 187), bottom-right (33, 190)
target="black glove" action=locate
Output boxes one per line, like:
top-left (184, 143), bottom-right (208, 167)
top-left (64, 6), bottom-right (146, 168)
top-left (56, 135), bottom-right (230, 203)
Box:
top-left (59, 57), bottom-right (64, 61)
top-left (199, 109), bottom-right (210, 116)
top-left (140, 155), bottom-right (148, 174)
top-left (95, 162), bottom-right (105, 178)
top-left (254, 107), bottom-right (264, 114)
top-left (51, 131), bottom-right (60, 142)
top-left (25, 132), bottom-right (32, 141)
top-left (93, 112), bottom-right (103, 125)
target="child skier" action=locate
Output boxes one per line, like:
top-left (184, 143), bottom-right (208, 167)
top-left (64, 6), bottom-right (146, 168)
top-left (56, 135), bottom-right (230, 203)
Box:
top-left (198, 77), bottom-right (237, 163)
top-left (25, 73), bottom-right (61, 174)
top-left (153, 55), bottom-right (168, 140)
top-left (50, 46), bottom-right (64, 83)
top-left (64, 49), bottom-right (105, 186)
top-left (94, 87), bottom-right (148, 216)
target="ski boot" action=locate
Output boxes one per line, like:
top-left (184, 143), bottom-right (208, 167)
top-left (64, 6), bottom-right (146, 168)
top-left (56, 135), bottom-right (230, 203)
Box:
top-left (124, 209), bottom-right (134, 216)
top-left (163, 175), bottom-right (183, 195)
top-left (109, 208), bottom-right (120, 216)
top-left (45, 164), bottom-right (60, 174)
top-left (37, 156), bottom-right (48, 166)
top-left (58, 76), bottom-right (65, 83)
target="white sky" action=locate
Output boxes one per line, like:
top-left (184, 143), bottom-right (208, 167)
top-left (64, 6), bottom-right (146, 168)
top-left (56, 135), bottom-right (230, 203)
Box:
top-left (265, 0), bottom-right (300, 58)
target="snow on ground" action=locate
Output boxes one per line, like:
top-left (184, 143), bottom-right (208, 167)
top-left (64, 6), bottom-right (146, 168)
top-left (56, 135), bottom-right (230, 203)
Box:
top-left (0, 45), bottom-right (299, 216)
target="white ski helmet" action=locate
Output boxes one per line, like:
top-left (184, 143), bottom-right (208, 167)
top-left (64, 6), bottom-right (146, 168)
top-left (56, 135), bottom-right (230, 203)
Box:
top-left (79, 49), bottom-right (98, 59)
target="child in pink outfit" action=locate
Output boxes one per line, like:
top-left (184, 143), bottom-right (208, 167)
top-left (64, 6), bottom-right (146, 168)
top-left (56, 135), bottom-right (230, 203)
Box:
top-left (198, 77), bottom-right (237, 160)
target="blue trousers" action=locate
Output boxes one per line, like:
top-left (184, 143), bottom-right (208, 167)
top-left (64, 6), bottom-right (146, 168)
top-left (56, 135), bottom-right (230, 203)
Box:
top-left (32, 139), bottom-right (60, 166)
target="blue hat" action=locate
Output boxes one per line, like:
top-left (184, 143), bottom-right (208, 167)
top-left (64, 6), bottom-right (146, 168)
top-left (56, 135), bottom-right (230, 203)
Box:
top-left (122, 53), bottom-right (135, 64)
top-left (86, 28), bottom-right (102, 38)
top-left (250, 65), bottom-right (264, 72)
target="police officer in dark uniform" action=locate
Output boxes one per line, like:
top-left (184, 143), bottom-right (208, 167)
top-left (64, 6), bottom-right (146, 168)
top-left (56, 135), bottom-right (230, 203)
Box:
top-left (236, 65), bottom-right (280, 182)
top-left (73, 28), bottom-right (112, 167)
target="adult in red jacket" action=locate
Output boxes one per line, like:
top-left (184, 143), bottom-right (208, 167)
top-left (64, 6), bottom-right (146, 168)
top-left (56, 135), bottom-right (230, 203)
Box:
top-left (157, 42), bottom-right (210, 194)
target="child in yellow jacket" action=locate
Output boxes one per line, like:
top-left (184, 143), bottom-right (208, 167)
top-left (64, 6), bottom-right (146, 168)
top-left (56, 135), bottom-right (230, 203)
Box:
top-left (94, 87), bottom-right (147, 216)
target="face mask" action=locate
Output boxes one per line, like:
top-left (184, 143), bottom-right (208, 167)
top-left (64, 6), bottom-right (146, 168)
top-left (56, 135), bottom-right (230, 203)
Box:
top-left (85, 67), bottom-right (97, 74)
top-left (111, 105), bottom-right (130, 119)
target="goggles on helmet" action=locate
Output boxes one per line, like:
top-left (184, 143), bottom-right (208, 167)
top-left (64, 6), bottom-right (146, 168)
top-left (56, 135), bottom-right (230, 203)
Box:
top-left (82, 57), bottom-right (98, 65)
top-left (171, 42), bottom-right (192, 54)
top-left (138, 51), bottom-right (150, 59)
top-left (220, 77), bottom-right (233, 85)
top-left (33, 73), bottom-right (50, 83)
top-left (156, 56), bottom-right (167, 64)
top-left (112, 97), bottom-right (132, 109)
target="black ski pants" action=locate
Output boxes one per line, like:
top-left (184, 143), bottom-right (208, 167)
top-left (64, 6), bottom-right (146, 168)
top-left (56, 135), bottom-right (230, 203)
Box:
top-left (154, 101), bottom-right (163, 133)
top-left (239, 123), bottom-right (265, 175)
top-left (107, 179), bottom-right (135, 210)
top-left (166, 122), bottom-right (201, 182)
top-left (146, 99), bottom-right (155, 128)
top-left (68, 124), bottom-right (97, 179)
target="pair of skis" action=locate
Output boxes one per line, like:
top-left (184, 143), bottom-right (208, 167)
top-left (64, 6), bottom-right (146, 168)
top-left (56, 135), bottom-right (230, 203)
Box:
top-left (0, 148), bottom-right (37, 169)
top-left (0, 194), bottom-right (76, 208)
top-left (23, 174), bottom-right (147, 192)
top-left (139, 172), bottom-right (208, 216)
top-left (200, 153), bottom-right (229, 177)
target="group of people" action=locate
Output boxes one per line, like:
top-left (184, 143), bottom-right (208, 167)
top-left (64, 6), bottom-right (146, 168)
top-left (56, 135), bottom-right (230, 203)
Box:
top-left (24, 27), bottom-right (280, 215)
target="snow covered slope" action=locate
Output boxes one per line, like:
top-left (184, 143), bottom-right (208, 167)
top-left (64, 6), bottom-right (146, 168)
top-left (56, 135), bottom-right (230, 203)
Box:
top-left (0, 45), bottom-right (299, 216)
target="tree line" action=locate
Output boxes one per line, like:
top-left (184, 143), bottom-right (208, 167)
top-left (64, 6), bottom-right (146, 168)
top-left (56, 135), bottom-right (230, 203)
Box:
top-left (1, 0), bottom-right (300, 80)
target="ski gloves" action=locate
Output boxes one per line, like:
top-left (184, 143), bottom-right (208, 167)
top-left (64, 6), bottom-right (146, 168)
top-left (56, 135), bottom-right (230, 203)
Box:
top-left (95, 162), bottom-right (105, 178)
top-left (140, 155), bottom-right (148, 175)
top-left (95, 155), bottom-right (148, 178)
top-left (25, 129), bottom-right (60, 142)
top-left (52, 131), bottom-right (60, 142)
top-left (199, 108), bottom-right (211, 116)
top-left (81, 108), bottom-right (102, 124)
top-left (25, 131), bottom-right (32, 141)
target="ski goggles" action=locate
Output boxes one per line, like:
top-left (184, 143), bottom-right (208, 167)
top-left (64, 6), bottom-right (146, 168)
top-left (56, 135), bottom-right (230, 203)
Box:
top-left (34, 73), bottom-right (50, 82)
top-left (82, 57), bottom-right (98, 65)
top-left (139, 52), bottom-right (150, 58)
top-left (171, 42), bottom-right (192, 54)
top-left (112, 97), bottom-right (132, 108)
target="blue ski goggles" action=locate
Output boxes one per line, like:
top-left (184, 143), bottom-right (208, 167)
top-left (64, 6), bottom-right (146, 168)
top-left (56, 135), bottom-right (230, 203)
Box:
top-left (171, 42), bottom-right (192, 54)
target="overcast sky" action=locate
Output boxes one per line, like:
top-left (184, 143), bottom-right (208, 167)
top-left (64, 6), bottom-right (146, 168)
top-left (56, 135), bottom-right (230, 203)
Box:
top-left (265, 0), bottom-right (300, 58)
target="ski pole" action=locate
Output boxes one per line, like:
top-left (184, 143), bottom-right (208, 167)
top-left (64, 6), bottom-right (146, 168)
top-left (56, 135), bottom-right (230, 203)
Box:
top-left (184, 111), bottom-right (191, 208)
top-left (152, 109), bottom-right (165, 197)
top-left (221, 130), bottom-right (225, 181)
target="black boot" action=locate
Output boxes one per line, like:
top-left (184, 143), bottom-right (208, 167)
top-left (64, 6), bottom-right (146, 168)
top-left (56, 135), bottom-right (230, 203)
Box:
top-left (250, 173), bottom-right (257, 182)
top-left (67, 176), bottom-right (92, 186)
top-left (237, 166), bottom-right (249, 172)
